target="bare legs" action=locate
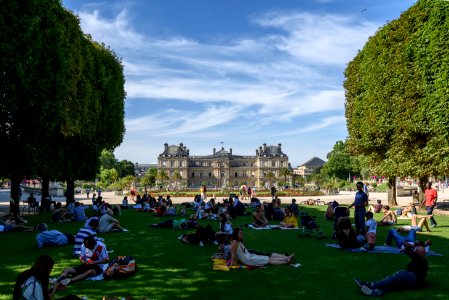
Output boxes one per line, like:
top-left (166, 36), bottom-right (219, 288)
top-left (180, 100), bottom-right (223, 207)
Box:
top-left (268, 253), bottom-right (294, 265)
top-left (411, 214), bottom-right (431, 232)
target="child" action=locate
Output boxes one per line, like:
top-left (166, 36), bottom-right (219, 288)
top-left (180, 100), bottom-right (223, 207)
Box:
top-left (363, 211), bottom-right (377, 251)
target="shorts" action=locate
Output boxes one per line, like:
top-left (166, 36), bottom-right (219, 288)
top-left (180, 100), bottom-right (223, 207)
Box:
top-left (73, 264), bottom-right (103, 276)
top-left (367, 232), bottom-right (376, 244)
top-left (3, 225), bottom-right (14, 232)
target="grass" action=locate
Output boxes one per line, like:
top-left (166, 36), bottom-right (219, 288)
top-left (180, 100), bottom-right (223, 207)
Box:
top-left (1, 206), bottom-right (448, 299)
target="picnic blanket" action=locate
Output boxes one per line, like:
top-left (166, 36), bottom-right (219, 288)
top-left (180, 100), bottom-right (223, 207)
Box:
top-left (212, 258), bottom-right (261, 271)
top-left (248, 224), bottom-right (300, 230)
top-left (325, 243), bottom-right (443, 256)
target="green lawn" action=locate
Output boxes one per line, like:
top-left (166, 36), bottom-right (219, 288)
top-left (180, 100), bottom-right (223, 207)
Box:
top-left (1, 206), bottom-right (448, 299)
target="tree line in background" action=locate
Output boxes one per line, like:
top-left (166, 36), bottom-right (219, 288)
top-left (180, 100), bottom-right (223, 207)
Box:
top-left (0, 0), bottom-right (125, 214)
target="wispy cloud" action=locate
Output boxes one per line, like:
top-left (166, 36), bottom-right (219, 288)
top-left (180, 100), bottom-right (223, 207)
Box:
top-left (72, 3), bottom-right (383, 164)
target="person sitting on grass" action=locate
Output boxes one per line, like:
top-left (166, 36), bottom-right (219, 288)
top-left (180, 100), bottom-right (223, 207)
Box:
top-left (355, 244), bottom-right (428, 297)
top-left (73, 219), bottom-right (99, 257)
top-left (56, 235), bottom-right (109, 286)
top-left (13, 255), bottom-right (81, 300)
top-left (36, 223), bottom-right (75, 248)
top-left (252, 205), bottom-right (269, 228)
top-left (336, 217), bottom-right (364, 249)
top-left (367, 200), bottom-right (383, 214)
top-left (290, 199), bottom-right (299, 216)
top-left (279, 207), bottom-right (298, 228)
top-left (397, 214), bottom-right (433, 233)
top-left (229, 228), bottom-right (294, 267)
top-left (378, 205), bottom-right (397, 226)
top-left (72, 202), bottom-right (88, 222)
top-left (361, 212), bottom-right (376, 251)
top-left (98, 209), bottom-right (127, 233)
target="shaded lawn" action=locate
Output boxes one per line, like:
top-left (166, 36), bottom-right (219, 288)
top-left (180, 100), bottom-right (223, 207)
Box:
top-left (0, 205), bottom-right (448, 299)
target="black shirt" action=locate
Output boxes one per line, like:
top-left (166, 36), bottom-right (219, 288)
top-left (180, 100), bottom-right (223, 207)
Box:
top-left (405, 247), bottom-right (428, 285)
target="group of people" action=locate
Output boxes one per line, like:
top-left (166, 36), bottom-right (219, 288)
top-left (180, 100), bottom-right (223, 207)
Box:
top-left (337, 181), bottom-right (439, 297)
top-left (9, 181), bottom-right (442, 298)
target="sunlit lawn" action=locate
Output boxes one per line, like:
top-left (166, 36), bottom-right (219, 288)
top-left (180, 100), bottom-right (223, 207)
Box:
top-left (1, 205), bottom-right (448, 299)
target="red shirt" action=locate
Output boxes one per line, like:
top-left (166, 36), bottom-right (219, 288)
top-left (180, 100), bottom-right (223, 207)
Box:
top-left (425, 188), bottom-right (437, 206)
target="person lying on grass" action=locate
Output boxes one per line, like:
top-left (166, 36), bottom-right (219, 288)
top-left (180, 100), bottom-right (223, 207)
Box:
top-left (229, 227), bottom-right (294, 267)
top-left (355, 244), bottom-right (428, 297)
top-left (150, 214), bottom-right (200, 229)
top-left (397, 214), bottom-right (433, 233)
top-left (279, 206), bottom-right (298, 228)
top-left (36, 223), bottom-right (75, 248)
top-left (180, 225), bottom-right (218, 247)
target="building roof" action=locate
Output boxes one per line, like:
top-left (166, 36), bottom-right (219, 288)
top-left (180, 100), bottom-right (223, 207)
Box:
top-left (299, 157), bottom-right (326, 168)
top-left (259, 144), bottom-right (286, 157)
top-left (160, 143), bottom-right (189, 157)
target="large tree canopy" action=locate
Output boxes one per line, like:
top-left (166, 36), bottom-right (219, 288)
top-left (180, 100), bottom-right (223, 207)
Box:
top-left (0, 0), bottom-right (125, 209)
top-left (344, 0), bottom-right (449, 179)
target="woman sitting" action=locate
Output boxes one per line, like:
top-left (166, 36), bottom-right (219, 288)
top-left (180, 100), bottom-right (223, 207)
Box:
top-left (400, 203), bottom-right (417, 218)
top-left (13, 255), bottom-right (80, 300)
top-left (336, 217), bottom-right (364, 249)
top-left (252, 205), bottom-right (269, 228)
top-left (229, 228), bottom-right (294, 267)
top-left (98, 209), bottom-right (126, 233)
top-left (279, 207), bottom-right (298, 228)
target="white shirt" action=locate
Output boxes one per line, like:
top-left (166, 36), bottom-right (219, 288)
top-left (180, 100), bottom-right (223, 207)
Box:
top-left (366, 218), bottom-right (377, 234)
top-left (21, 276), bottom-right (43, 300)
top-left (80, 241), bottom-right (109, 269)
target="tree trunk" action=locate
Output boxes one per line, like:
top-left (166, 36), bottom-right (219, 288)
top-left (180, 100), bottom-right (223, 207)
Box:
top-left (10, 174), bottom-right (21, 216)
top-left (66, 179), bottom-right (75, 204)
top-left (418, 176), bottom-right (428, 210)
top-left (387, 177), bottom-right (398, 206)
top-left (41, 177), bottom-right (50, 202)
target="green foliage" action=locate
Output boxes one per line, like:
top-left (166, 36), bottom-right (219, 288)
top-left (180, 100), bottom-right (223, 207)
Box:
top-left (345, 0), bottom-right (449, 178)
top-left (141, 168), bottom-right (157, 189)
top-left (320, 140), bottom-right (362, 180)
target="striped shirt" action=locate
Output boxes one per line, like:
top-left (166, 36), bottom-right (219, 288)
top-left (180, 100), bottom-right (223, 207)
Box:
top-left (73, 226), bottom-right (97, 257)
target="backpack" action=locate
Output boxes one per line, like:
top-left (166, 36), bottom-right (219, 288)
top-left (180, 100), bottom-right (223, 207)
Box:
top-left (104, 256), bottom-right (137, 279)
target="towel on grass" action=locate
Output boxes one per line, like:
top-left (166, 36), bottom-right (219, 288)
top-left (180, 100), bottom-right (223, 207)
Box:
top-left (248, 224), bottom-right (300, 230)
top-left (86, 265), bottom-right (108, 281)
top-left (325, 243), bottom-right (443, 256)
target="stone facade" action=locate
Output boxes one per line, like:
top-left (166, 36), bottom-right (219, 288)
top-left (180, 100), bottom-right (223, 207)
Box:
top-left (157, 143), bottom-right (290, 188)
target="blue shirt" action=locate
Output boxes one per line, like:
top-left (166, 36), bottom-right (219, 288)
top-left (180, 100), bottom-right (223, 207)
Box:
top-left (353, 191), bottom-right (368, 208)
top-left (36, 230), bottom-right (68, 248)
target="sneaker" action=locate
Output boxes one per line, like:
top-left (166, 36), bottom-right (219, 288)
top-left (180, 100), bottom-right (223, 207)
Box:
top-left (213, 240), bottom-right (219, 245)
top-left (49, 278), bottom-right (58, 285)
top-left (60, 278), bottom-right (71, 286)
top-left (289, 263), bottom-right (302, 268)
top-left (360, 247), bottom-right (368, 252)
top-left (199, 241), bottom-right (204, 247)
top-left (177, 235), bottom-right (184, 240)
top-left (361, 285), bottom-right (382, 296)
top-left (122, 228), bottom-right (129, 232)
top-left (430, 224), bottom-right (437, 228)
top-left (354, 278), bottom-right (369, 288)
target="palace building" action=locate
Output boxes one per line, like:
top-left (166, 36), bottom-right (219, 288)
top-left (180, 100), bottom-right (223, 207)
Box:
top-left (157, 143), bottom-right (291, 188)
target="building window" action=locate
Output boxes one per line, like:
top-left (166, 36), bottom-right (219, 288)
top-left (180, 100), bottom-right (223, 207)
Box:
top-left (272, 161), bottom-right (276, 167)
top-left (162, 161), bottom-right (166, 167)
top-left (209, 172), bottom-right (212, 177)
top-left (200, 173), bottom-right (203, 178)
top-left (192, 172), bottom-right (194, 178)
top-left (235, 172), bottom-right (238, 177)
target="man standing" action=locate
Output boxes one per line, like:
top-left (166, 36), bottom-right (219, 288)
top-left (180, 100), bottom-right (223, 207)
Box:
top-left (355, 245), bottom-right (428, 296)
top-left (422, 182), bottom-right (437, 227)
top-left (347, 181), bottom-right (368, 235)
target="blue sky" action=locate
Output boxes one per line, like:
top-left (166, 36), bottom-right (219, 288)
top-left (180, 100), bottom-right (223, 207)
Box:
top-left (62, 0), bottom-right (416, 167)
